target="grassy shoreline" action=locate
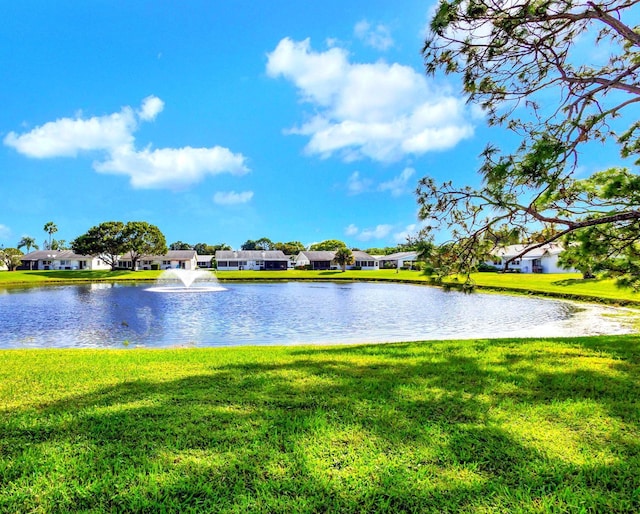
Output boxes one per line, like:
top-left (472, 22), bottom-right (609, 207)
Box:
top-left (2, 336), bottom-right (639, 512)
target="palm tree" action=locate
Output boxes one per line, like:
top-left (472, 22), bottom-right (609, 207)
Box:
top-left (43, 222), bottom-right (58, 250)
top-left (334, 247), bottom-right (354, 272)
top-left (17, 236), bottom-right (38, 253)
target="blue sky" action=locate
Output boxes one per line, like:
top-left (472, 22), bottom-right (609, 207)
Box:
top-left (0, 1), bottom-right (632, 251)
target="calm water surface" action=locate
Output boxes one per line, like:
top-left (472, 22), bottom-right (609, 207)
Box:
top-left (0, 281), bottom-right (578, 348)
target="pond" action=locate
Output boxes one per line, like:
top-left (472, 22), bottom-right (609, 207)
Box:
top-left (0, 280), bottom-right (626, 348)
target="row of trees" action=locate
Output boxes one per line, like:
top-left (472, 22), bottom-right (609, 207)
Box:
top-left (238, 237), bottom-right (421, 255)
top-left (4, 224), bottom-right (423, 273)
top-left (0, 222), bottom-right (65, 271)
top-left (168, 241), bottom-right (232, 254)
top-left (16, 222), bottom-right (68, 255)
top-left (416, 0), bottom-right (640, 288)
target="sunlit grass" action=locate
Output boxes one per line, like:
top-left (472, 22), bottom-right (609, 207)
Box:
top-left (467, 272), bottom-right (639, 303)
top-left (1, 336), bottom-right (639, 512)
top-left (0, 269), bottom-right (165, 284)
top-left (3, 268), bottom-right (639, 305)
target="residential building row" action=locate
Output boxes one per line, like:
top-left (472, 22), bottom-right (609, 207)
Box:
top-left (14, 243), bottom-right (573, 274)
top-left (17, 249), bottom-right (422, 272)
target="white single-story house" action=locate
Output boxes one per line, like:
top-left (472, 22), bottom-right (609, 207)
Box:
top-left (215, 250), bottom-right (289, 271)
top-left (20, 250), bottom-right (112, 271)
top-left (118, 250), bottom-right (198, 270)
top-left (377, 251), bottom-right (421, 270)
top-left (294, 251), bottom-right (338, 270)
top-left (349, 251), bottom-right (379, 270)
top-left (196, 254), bottom-right (215, 269)
top-left (487, 243), bottom-right (575, 273)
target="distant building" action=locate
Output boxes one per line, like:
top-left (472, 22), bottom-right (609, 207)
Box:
top-left (196, 254), bottom-right (215, 269)
top-left (294, 251), bottom-right (337, 270)
top-left (215, 250), bottom-right (289, 271)
top-left (20, 250), bottom-right (112, 271)
top-left (487, 243), bottom-right (575, 273)
top-left (377, 251), bottom-right (421, 270)
top-left (350, 250), bottom-right (379, 270)
top-left (118, 250), bottom-right (198, 270)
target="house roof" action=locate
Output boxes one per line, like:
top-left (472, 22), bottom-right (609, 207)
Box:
top-left (166, 250), bottom-right (197, 260)
top-left (21, 250), bottom-right (92, 261)
top-left (297, 251), bottom-right (336, 261)
top-left (492, 243), bottom-right (564, 259)
top-left (119, 250), bottom-right (197, 261)
top-left (380, 251), bottom-right (419, 261)
top-left (215, 250), bottom-right (289, 261)
top-left (351, 250), bottom-right (375, 260)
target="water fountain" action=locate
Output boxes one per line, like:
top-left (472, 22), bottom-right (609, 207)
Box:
top-left (145, 268), bottom-right (227, 293)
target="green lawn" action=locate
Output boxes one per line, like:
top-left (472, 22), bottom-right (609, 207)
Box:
top-left (3, 268), bottom-right (639, 304)
top-left (465, 272), bottom-right (640, 304)
top-left (0, 269), bottom-right (164, 284)
top-left (1, 336), bottom-right (639, 512)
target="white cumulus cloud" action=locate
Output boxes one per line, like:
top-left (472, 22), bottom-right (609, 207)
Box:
top-left (213, 190), bottom-right (254, 205)
top-left (4, 97), bottom-right (250, 190)
top-left (267, 37), bottom-right (473, 162)
top-left (378, 167), bottom-right (416, 197)
top-left (354, 20), bottom-right (394, 50)
top-left (3, 108), bottom-right (136, 158)
top-left (346, 167), bottom-right (416, 197)
top-left (359, 224), bottom-right (393, 241)
top-left (393, 220), bottom-right (430, 243)
top-left (95, 145), bottom-right (249, 189)
top-left (138, 95), bottom-right (165, 121)
top-left (347, 171), bottom-right (372, 195)
top-left (346, 223), bottom-right (394, 241)
top-left (345, 223), bottom-right (359, 236)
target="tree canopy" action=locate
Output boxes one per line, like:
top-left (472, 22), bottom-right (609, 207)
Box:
top-left (274, 241), bottom-right (306, 255)
top-left (43, 221), bottom-right (58, 250)
top-left (309, 239), bottom-right (347, 251)
top-left (169, 241), bottom-right (193, 251)
top-left (0, 247), bottom-right (23, 271)
top-left (334, 247), bottom-right (354, 271)
top-left (71, 221), bottom-right (127, 270)
top-left (241, 238), bottom-right (275, 251)
top-left (417, 0), bottom-right (640, 286)
top-left (123, 221), bottom-right (167, 270)
top-left (72, 221), bottom-right (167, 270)
top-left (17, 236), bottom-right (38, 253)
top-left (193, 243), bottom-right (231, 254)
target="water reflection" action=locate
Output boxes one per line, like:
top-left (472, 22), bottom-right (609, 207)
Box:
top-left (0, 281), bottom-right (594, 349)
